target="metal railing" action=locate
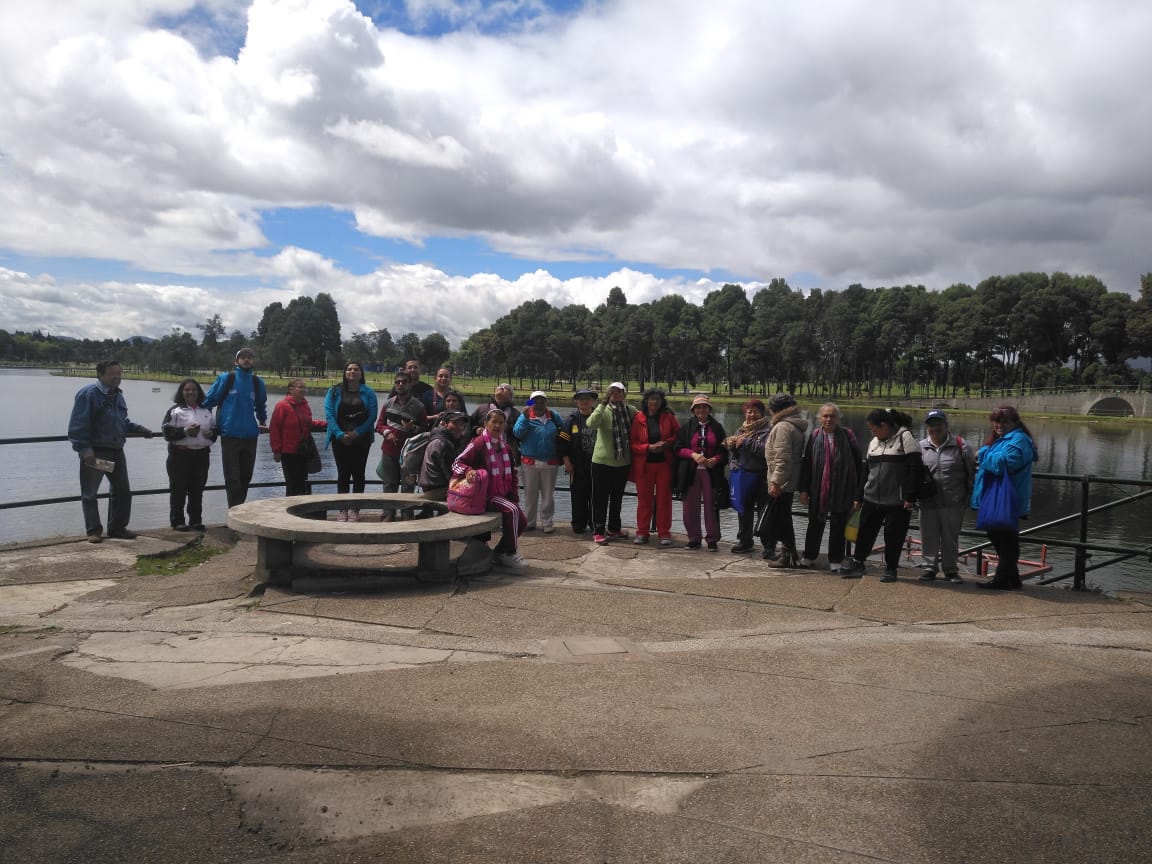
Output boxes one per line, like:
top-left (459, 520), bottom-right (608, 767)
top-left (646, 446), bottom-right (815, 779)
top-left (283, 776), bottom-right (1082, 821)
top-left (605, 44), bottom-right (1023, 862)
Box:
top-left (3, 437), bottom-right (1149, 592)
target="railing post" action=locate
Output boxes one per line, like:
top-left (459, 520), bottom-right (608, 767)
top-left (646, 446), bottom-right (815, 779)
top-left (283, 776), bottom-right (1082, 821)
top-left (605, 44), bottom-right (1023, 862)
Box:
top-left (1075, 475), bottom-right (1091, 591)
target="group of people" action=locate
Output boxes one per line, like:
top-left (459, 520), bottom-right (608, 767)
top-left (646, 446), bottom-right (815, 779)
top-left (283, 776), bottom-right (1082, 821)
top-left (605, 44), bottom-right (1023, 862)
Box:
top-left (69, 357), bottom-right (1038, 590)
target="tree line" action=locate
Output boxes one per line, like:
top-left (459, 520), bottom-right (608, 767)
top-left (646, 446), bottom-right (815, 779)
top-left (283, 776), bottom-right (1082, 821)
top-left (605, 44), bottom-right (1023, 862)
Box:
top-left (3, 273), bottom-right (1150, 397)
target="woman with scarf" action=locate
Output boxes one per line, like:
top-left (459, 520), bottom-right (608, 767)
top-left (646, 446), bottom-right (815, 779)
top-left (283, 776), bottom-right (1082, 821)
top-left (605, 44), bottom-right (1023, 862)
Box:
top-left (675, 394), bottom-right (727, 550)
top-left (452, 408), bottom-right (528, 568)
top-left (971, 404), bottom-right (1037, 590)
top-left (586, 382), bottom-right (638, 545)
top-left (629, 389), bottom-right (681, 546)
top-left (797, 403), bottom-right (862, 572)
top-left (724, 399), bottom-right (772, 554)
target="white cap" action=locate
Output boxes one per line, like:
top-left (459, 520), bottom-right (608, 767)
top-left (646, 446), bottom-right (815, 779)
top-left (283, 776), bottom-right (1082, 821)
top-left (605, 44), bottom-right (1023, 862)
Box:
top-left (609, 381), bottom-right (626, 392)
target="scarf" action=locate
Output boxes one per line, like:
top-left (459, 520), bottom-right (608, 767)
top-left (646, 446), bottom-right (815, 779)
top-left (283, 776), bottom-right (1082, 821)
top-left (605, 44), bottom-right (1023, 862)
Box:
top-left (726, 415), bottom-right (769, 451)
top-left (817, 429), bottom-right (837, 512)
top-left (610, 402), bottom-right (631, 461)
top-left (483, 430), bottom-right (515, 498)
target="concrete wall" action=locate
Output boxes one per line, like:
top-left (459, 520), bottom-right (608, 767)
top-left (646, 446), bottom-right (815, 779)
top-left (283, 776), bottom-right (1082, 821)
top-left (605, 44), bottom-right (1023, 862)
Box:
top-left (903, 391), bottom-right (1149, 418)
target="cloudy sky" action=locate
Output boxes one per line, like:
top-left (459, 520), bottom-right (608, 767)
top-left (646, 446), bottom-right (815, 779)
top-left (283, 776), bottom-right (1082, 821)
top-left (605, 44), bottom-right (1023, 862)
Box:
top-left (2, 0), bottom-right (1149, 349)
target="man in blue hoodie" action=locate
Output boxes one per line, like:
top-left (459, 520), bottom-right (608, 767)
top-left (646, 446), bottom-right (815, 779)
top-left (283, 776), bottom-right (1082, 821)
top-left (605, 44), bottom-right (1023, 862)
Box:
top-left (202, 348), bottom-right (268, 507)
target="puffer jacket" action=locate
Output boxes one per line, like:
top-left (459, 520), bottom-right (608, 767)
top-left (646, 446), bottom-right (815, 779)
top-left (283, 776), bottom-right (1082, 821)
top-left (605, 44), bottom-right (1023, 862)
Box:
top-left (765, 405), bottom-right (808, 491)
top-left (861, 427), bottom-right (923, 506)
top-left (919, 433), bottom-right (975, 509)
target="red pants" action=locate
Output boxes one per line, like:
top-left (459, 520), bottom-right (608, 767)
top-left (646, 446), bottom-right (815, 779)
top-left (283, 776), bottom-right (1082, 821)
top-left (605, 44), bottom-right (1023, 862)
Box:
top-left (634, 460), bottom-right (674, 539)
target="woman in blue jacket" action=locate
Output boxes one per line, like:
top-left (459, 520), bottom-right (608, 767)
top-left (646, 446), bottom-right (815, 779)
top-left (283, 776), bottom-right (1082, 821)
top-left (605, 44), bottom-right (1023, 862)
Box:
top-left (971, 405), bottom-right (1037, 590)
top-left (324, 362), bottom-right (378, 522)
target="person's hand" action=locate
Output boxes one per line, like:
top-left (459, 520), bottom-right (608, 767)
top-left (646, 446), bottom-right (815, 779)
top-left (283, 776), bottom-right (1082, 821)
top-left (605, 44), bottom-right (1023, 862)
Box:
top-left (187, 423), bottom-right (200, 437)
top-left (563, 458), bottom-right (573, 476)
top-left (693, 452), bottom-right (705, 465)
top-left (258, 424), bottom-right (269, 433)
top-left (799, 492), bottom-right (809, 506)
top-left (273, 453), bottom-right (281, 463)
top-left (81, 452), bottom-right (96, 468)
top-left (345, 430), bottom-right (358, 442)
top-left (852, 500), bottom-right (861, 512)
top-left (142, 428), bottom-right (155, 438)
top-left (768, 481), bottom-right (781, 499)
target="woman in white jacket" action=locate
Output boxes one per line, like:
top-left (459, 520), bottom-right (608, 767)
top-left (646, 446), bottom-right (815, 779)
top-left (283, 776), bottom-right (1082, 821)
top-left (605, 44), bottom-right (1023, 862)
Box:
top-left (161, 378), bottom-right (216, 531)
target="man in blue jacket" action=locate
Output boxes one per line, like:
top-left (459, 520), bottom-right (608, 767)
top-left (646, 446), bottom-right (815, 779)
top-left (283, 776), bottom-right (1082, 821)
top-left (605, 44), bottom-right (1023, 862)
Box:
top-left (67, 360), bottom-right (154, 542)
top-left (202, 348), bottom-right (268, 507)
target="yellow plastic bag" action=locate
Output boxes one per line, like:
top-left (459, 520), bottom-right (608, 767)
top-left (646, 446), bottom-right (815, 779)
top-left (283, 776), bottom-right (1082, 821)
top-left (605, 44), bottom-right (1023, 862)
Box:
top-left (844, 508), bottom-right (861, 542)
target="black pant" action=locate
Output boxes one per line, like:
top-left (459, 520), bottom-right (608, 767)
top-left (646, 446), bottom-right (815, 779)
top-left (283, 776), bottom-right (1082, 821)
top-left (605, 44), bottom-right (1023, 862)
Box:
top-left (756, 492), bottom-right (797, 553)
top-left (803, 510), bottom-right (852, 564)
top-left (852, 502), bottom-right (912, 569)
top-left (736, 481), bottom-right (768, 547)
top-left (280, 453), bottom-right (310, 497)
top-left (220, 436), bottom-right (258, 507)
top-left (569, 462), bottom-right (594, 531)
top-left (167, 447), bottom-right (210, 526)
top-left (986, 528), bottom-right (1022, 584)
top-left (591, 462), bottom-right (630, 535)
top-left (333, 438), bottom-right (372, 494)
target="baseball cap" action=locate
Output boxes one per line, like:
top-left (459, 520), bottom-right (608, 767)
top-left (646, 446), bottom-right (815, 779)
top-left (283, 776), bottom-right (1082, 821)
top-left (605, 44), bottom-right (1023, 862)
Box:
top-left (925, 409), bottom-right (948, 424)
top-left (526, 390), bottom-right (547, 406)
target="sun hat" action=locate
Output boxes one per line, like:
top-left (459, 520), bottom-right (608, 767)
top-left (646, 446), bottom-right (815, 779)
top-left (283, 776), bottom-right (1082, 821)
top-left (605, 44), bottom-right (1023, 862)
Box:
top-left (691, 394), bottom-right (712, 409)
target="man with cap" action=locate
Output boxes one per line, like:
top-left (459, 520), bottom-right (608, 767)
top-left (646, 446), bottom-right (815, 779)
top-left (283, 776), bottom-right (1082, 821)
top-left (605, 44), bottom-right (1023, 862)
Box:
top-left (586, 382), bottom-right (638, 544)
top-left (558, 388), bottom-right (599, 534)
top-left (513, 390), bottom-right (564, 532)
top-left (202, 348), bottom-right (268, 507)
top-left (418, 410), bottom-right (472, 503)
top-left (918, 410), bottom-right (976, 582)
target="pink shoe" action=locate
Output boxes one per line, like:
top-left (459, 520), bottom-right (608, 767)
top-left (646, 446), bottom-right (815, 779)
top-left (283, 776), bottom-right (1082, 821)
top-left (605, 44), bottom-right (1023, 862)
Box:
top-left (593, 534), bottom-right (607, 545)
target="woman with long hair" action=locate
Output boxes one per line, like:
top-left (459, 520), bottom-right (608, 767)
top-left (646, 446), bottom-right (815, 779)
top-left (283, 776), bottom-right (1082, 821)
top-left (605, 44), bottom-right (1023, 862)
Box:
top-left (839, 408), bottom-right (924, 582)
top-left (630, 389), bottom-right (680, 546)
top-left (971, 405), bottom-right (1037, 590)
top-left (161, 378), bottom-right (215, 531)
top-left (452, 408), bottom-right (528, 567)
top-left (324, 361), bottom-right (378, 521)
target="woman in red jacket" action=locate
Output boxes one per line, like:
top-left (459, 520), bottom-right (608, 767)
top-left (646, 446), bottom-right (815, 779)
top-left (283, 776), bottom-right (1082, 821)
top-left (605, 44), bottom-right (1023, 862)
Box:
top-left (630, 389), bottom-right (680, 546)
top-left (269, 379), bottom-right (327, 497)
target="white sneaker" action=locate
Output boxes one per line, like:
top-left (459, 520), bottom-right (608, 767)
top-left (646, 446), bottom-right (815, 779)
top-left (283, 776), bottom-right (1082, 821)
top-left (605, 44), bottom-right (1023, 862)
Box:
top-left (336, 510), bottom-right (348, 522)
top-left (495, 552), bottom-right (526, 568)
top-left (799, 557), bottom-right (814, 568)
top-left (541, 524), bottom-right (555, 534)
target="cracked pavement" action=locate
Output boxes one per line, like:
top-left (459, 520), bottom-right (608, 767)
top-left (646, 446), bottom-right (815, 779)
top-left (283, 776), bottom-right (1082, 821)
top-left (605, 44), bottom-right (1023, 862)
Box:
top-left (2, 525), bottom-right (1151, 862)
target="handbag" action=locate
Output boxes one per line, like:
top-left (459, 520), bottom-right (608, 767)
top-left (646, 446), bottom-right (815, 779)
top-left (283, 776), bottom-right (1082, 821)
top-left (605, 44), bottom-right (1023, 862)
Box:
top-left (446, 469), bottom-right (489, 515)
top-left (292, 404), bottom-right (322, 474)
top-left (975, 471), bottom-right (1019, 531)
top-left (844, 508), bottom-right (861, 542)
top-left (729, 465), bottom-right (761, 515)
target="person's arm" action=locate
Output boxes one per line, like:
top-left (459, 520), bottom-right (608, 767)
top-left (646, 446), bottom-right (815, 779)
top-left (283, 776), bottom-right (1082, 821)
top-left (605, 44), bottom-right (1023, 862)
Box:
top-left (67, 388), bottom-right (94, 458)
top-left (356, 388), bottom-right (378, 439)
top-left (200, 373), bottom-right (224, 410)
top-left (161, 406), bottom-right (186, 442)
top-left (268, 401), bottom-right (286, 455)
top-left (255, 378), bottom-right (268, 429)
top-left (324, 387), bottom-right (342, 439)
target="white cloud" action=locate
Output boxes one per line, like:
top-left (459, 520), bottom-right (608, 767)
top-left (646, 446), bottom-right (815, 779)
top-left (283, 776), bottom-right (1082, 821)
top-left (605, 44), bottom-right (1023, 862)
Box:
top-left (1, 0), bottom-right (1151, 347)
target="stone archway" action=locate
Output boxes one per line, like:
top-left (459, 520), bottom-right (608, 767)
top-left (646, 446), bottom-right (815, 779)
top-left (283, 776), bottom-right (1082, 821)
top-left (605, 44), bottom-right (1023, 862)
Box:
top-left (1085, 396), bottom-right (1135, 417)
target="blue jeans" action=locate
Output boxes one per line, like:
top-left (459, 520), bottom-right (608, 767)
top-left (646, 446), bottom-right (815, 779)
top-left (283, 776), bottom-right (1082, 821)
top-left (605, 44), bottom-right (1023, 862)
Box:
top-left (80, 446), bottom-right (131, 536)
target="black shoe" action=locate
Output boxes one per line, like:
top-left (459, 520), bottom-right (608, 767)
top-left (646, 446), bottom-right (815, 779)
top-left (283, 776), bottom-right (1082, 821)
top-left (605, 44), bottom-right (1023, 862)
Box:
top-left (173, 524), bottom-right (189, 532)
top-left (761, 548), bottom-right (780, 561)
top-left (978, 580), bottom-right (1014, 590)
top-left (880, 569), bottom-right (898, 583)
top-left (839, 559), bottom-right (863, 578)
top-left (107, 529), bottom-right (138, 540)
top-left (687, 540), bottom-right (702, 549)
top-left (918, 569), bottom-right (937, 581)
top-left (707, 541), bottom-right (718, 551)
top-left (189, 523), bottom-right (206, 532)
top-left (87, 532), bottom-right (103, 544)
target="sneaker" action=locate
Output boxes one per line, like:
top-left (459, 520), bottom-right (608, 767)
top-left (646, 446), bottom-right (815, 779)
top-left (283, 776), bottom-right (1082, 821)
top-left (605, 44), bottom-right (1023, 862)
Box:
top-left (880, 569), bottom-right (898, 583)
top-left (761, 548), bottom-right (779, 561)
top-left (347, 510), bottom-right (360, 523)
top-left (189, 523), bottom-right (206, 532)
top-left (830, 563), bottom-right (841, 573)
top-left (660, 537), bottom-right (674, 547)
top-left (173, 523), bottom-right (189, 532)
top-left (593, 534), bottom-right (608, 545)
top-left (946, 573), bottom-right (963, 584)
top-left (798, 557), bottom-right (814, 568)
top-left (87, 532), bottom-right (102, 544)
top-left (107, 529), bottom-right (138, 540)
top-left (687, 540), bottom-right (702, 549)
top-left (633, 535), bottom-right (650, 545)
top-left (336, 510), bottom-right (348, 522)
top-left (607, 530), bottom-right (629, 541)
top-left (496, 552), bottom-right (526, 568)
top-left (541, 524), bottom-right (555, 534)
top-left (706, 541), bottom-right (718, 551)
top-left (918, 569), bottom-right (937, 581)
top-left (731, 544), bottom-right (753, 554)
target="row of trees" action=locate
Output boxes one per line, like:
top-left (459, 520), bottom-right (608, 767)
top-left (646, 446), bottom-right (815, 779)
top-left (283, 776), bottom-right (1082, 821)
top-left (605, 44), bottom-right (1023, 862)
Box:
top-left (455, 273), bottom-right (1152, 397)
top-left (4, 273), bottom-right (1150, 396)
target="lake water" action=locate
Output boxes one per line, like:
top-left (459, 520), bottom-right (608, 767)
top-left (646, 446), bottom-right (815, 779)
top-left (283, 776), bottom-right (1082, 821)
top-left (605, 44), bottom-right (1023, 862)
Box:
top-left (2, 369), bottom-right (1148, 593)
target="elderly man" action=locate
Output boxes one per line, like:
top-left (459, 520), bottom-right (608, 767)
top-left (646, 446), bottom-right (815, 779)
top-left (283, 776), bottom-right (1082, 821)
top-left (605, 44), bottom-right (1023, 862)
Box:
top-left (68, 360), bottom-right (154, 542)
top-left (918, 409), bottom-right (976, 583)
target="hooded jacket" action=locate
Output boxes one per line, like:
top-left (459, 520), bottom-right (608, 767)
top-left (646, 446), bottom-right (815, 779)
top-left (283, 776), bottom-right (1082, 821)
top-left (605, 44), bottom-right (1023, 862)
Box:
top-left (202, 366), bottom-right (267, 439)
top-left (765, 405), bottom-right (808, 492)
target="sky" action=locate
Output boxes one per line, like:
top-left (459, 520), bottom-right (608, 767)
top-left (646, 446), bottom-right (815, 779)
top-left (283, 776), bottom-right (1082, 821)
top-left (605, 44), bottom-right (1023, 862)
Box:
top-left (2, 0), bottom-right (1150, 350)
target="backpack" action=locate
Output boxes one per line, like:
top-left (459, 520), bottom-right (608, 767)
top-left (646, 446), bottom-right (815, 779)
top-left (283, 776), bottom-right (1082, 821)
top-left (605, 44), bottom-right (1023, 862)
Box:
top-left (400, 431), bottom-right (432, 486)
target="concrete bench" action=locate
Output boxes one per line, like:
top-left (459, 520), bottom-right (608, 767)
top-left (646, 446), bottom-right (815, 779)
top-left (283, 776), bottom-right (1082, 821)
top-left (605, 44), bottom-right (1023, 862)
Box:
top-left (227, 493), bottom-right (501, 589)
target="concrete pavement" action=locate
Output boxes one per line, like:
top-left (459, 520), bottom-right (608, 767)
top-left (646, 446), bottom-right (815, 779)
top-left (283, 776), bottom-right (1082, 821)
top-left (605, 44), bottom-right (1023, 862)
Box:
top-left (2, 525), bottom-right (1151, 863)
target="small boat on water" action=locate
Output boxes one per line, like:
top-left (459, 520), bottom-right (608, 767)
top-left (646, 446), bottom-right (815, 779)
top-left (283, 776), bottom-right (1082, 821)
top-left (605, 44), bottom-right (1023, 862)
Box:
top-left (152, 387), bottom-right (161, 392)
